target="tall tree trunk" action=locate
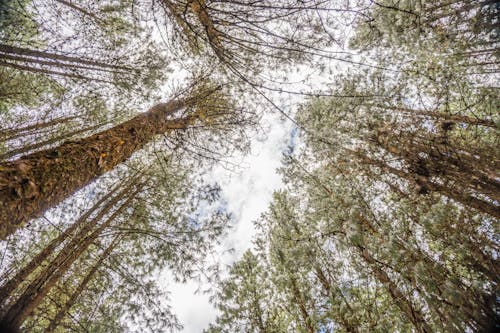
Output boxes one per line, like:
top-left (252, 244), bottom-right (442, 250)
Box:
top-left (289, 275), bottom-right (314, 333)
top-left (0, 186), bottom-right (138, 329)
top-left (44, 235), bottom-right (121, 333)
top-left (0, 177), bottom-right (130, 304)
top-left (0, 178), bottom-right (139, 312)
top-left (356, 152), bottom-right (500, 218)
top-left (53, 0), bottom-right (104, 23)
top-left (0, 122), bottom-right (107, 160)
top-left (377, 104), bottom-right (497, 128)
top-left (0, 87), bottom-right (218, 239)
top-left (0, 116), bottom-right (78, 141)
top-left (0, 60), bottom-right (112, 83)
top-left (314, 266), bottom-right (359, 333)
top-left (357, 246), bottom-right (433, 333)
top-left (0, 44), bottom-right (130, 71)
top-left (0, 53), bottom-right (124, 75)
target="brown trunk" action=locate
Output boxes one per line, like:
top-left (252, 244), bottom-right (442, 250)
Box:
top-left (381, 105), bottom-right (497, 128)
top-left (44, 235), bottom-right (121, 333)
top-left (0, 177), bottom-right (131, 305)
top-left (357, 152), bottom-right (500, 218)
top-left (357, 214), bottom-right (490, 330)
top-left (357, 246), bottom-right (433, 333)
top-left (190, 0), bottom-right (226, 61)
top-left (1, 122), bottom-right (107, 160)
top-left (0, 116), bottom-right (78, 141)
top-left (0, 186), bottom-right (138, 329)
top-left (0, 53), bottom-right (123, 75)
top-left (0, 60), bottom-right (112, 83)
top-left (424, 178), bottom-right (500, 218)
top-left (0, 44), bottom-right (130, 71)
top-left (0, 183), bottom-right (122, 305)
top-left (53, 0), bottom-right (104, 23)
top-left (0, 88), bottom-right (218, 239)
top-left (314, 266), bottom-right (358, 333)
top-left (2, 178), bottom-right (140, 310)
top-left (289, 276), bottom-right (314, 333)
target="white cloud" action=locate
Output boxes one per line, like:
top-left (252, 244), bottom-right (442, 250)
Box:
top-left (167, 111), bottom-right (293, 332)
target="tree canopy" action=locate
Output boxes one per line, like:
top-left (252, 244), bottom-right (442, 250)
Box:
top-left (0, 0), bottom-right (498, 331)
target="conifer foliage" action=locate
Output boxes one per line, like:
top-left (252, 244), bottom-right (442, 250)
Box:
top-left (0, 0), bottom-right (498, 332)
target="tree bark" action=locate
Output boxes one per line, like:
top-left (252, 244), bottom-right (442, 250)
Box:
top-left (0, 88), bottom-right (218, 239)
top-left (0, 178), bottom-right (128, 305)
top-left (44, 235), bottom-right (121, 333)
top-left (357, 246), bottom-right (433, 333)
top-left (0, 44), bottom-right (130, 71)
top-left (0, 186), bottom-right (138, 329)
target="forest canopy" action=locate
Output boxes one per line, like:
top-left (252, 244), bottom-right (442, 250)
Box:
top-left (0, 0), bottom-right (498, 332)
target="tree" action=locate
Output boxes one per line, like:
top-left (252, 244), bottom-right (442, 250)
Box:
top-left (0, 83), bottom-right (239, 239)
top-left (0, 156), bottom-right (229, 332)
top-left (206, 250), bottom-right (289, 333)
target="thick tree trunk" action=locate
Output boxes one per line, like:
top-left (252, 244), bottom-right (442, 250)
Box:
top-left (44, 235), bottom-right (121, 333)
top-left (0, 179), bottom-right (139, 313)
top-left (0, 89), bottom-right (217, 239)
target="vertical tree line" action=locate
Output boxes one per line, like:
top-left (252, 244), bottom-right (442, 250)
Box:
top-left (207, 1), bottom-right (498, 332)
top-left (0, 0), bottom-right (498, 331)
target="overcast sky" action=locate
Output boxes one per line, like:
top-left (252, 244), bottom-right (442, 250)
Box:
top-left (166, 111), bottom-right (294, 332)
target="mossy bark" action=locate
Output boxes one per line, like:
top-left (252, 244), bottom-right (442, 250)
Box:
top-left (0, 92), bottom-right (211, 239)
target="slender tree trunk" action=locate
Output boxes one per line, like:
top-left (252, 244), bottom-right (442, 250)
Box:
top-left (0, 116), bottom-right (78, 141)
top-left (356, 152), bottom-right (500, 218)
top-left (288, 276), bottom-right (314, 333)
top-left (314, 266), bottom-right (359, 333)
top-left (0, 53), bottom-right (124, 75)
top-left (0, 44), bottom-right (130, 71)
top-left (0, 178), bottom-right (128, 304)
top-left (0, 186), bottom-right (138, 329)
top-left (357, 246), bottom-right (433, 333)
top-left (378, 105), bottom-right (497, 128)
top-left (0, 122), bottom-right (107, 160)
top-left (53, 0), bottom-right (104, 23)
top-left (0, 88), bottom-right (218, 239)
top-left (1, 178), bottom-right (140, 310)
top-left (44, 235), bottom-right (121, 333)
top-left (0, 60), bottom-right (112, 83)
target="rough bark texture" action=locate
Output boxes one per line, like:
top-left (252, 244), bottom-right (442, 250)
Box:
top-left (0, 90), bottom-right (214, 239)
